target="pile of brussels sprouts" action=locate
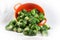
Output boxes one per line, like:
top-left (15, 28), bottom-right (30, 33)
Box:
top-left (6, 9), bottom-right (50, 36)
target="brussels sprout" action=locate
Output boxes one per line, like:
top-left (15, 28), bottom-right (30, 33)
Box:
top-left (14, 23), bottom-right (19, 28)
top-left (26, 12), bottom-right (32, 17)
top-left (33, 18), bottom-right (40, 23)
top-left (23, 20), bottom-right (27, 24)
top-left (24, 27), bottom-right (29, 30)
top-left (17, 16), bottom-right (21, 21)
top-left (23, 27), bottom-right (30, 35)
top-left (19, 19), bottom-right (23, 22)
top-left (39, 13), bottom-right (45, 20)
top-left (13, 27), bottom-right (17, 32)
top-left (25, 16), bottom-right (29, 20)
top-left (31, 24), bottom-right (40, 31)
top-left (18, 23), bottom-right (25, 29)
top-left (39, 24), bottom-right (50, 35)
top-left (18, 10), bottom-right (25, 16)
top-left (28, 30), bottom-right (37, 36)
top-left (18, 11), bottom-right (25, 19)
top-left (20, 20), bottom-right (27, 28)
top-left (31, 20), bottom-right (35, 24)
top-left (6, 25), bottom-right (14, 31)
top-left (40, 24), bottom-right (50, 31)
top-left (43, 24), bottom-right (50, 30)
top-left (34, 14), bottom-right (39, 18)
top-left (31, 25), bottom-right (36, 30)
top-left (17, 28), bottom-right (23, 33)
top-left (22, 9), bottom-right (27, 13)
top-left (31, 9), bottom-right (36, 16)
top-left (40, 30), bottom-right (48, 35)
top-left (6, 20), bottom-right (16, 30)
top-left (23, 27), bottom-right (37, 36)
top-left (17, 22), bottom-right (22, 26)
top-left (23, 30), bottom-right (29, 35)
top-left (35, 9), bottom-right (39, 14)
top-left (30, 9), bottom-right (39, 17)
top-left (29, 17), bottom-right (36, 24)
top-left (20, 15), bottom-right (24, 18)
top-left (9, 20), bottom-right (16, 25)
top-left (35, 25), bottom-right (41, 31)
top-left (28, 24), bottom-right (31, 27)
top-left (20, 11), bottom-right (24, 16)
top-left (32, 30), bottom-right (37, 36)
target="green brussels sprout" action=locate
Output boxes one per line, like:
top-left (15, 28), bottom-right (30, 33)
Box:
top-left (14, 23), bottom-right (19, 28)
top-left (20, 11), bottom-right (24, 16)
top-left (20, 15), bottom-right (24, 18)
top-left (19, 19), bottom-right (23, 22)
top-left (27, 12), bottom-right (32, 17)
top-left (31, 9), bottom-right (36, 16)
top-left (40, 24), bottom-right (50, 31)
top-left (43, 24), bottom-right (50, 30)
top-left (28, 30), bottom-right (37, 36)
top-left (22, 9), bottom-right (27, 13)
top-left (17, 28), bottom-right (23, 33)
top-left (23, 27), bottom-right (30, 35)
top-left (25, 16), bottom-right (29, 20)
top-left (21, 20), bottom-right (27, 28)
top-left (33, 18), bottom-right (40, 23)
top-left (39, 24), bottom-right (50, 35)
top-left (8, 20), bottom-right (16, 25)
top-left (28, 24), bottom-right (32, 27)
top-left (30, 9), bottom-right (39, 17)
top-left (31, 25), bottom-right (36, 30)
top-left (5, 20), bottom-right (16, 31)
top-left (23, 20), bottom-right (27, 24)
top-left (39, 13), bottom-right (45, 20)
top-left (29, 17), bottom-right (36, 24)
top-left (17, 22), bottom-right (22, 26)
top-left (31, 20), bottom-right (35, 24)
top-left (35, 25), bottom-right (41, 31)
top-left (17, 20), bottom-right (27, 29)
top-left (34, 14), bottom-right (39, 18)
top-left (40, 30), bottom-right (48, 35)
top-left (18, 11), bottom-right (25, 19)
top-left (23, 27), bottom-right (37, 36)
top-left (31, 24), bottom-right (40, 31)
top-left (6, 25), bottom-right (14, 31)
top-left (18, 9), bottom-right (27, 17)
top-left (13, 27), bottom-right (17, 32)
top-left (17, 16), bottom-right (21, 21)
top-left (35, 9), bottom-right (39, 14)
top-left (29, 17), bottom-right (40, 24)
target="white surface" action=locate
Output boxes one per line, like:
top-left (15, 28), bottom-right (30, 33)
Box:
top-left (0, 0), bottom-right (60, 40)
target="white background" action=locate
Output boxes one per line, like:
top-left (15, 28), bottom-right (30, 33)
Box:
top-left (0, 0), bottom-right (60, 40)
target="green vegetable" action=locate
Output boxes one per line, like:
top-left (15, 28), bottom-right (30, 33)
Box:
top-left (43, 24), bottom-right (50, 30)
top-left (17, 28), bottom-right (23, 33)
top-left (23, 27), bottom-right (37, 36)
top-left (39, 13), bottom-right (45, 20)
top-left (6, 20), bottom-right (16, 31)
top-left (28, 30), bottom-right (37, 36)
top-left (6, 25), bottom-right (13, 31)
top-left (23, 27), bottom-right (30, 35)
top-left (31, 9), bottom-right (36, 16)
top-left (6, 9), bottom-right (50, 36)
top-left (13, 27), bottom-right (17, 32)
top-left (24, 16), bottom-right (29, 20)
